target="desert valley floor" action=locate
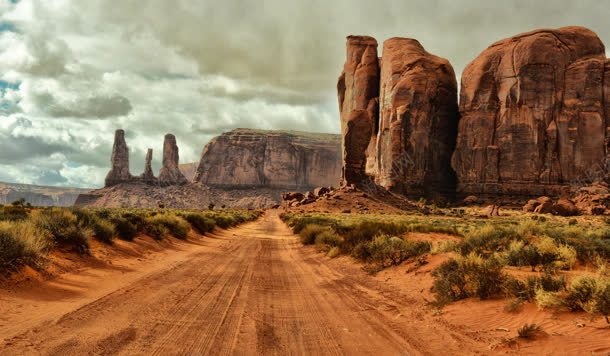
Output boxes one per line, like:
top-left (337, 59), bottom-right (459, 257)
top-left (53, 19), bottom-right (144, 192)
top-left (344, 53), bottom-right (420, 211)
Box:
top-left (1, 211), bottom-right (608, 355)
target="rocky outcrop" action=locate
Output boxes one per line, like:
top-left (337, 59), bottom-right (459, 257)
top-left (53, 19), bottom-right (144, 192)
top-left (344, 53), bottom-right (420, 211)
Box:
top-left (452, 26), bottom-right (609, 197)
top-left (337, 36), bottom-right (380, 185)
top-left (104, 130), bottom-right (132, 186)
top-left (140, 148), bottom-right (157, 184)
top-left (194, 129), bottom-right (341, 190)
top-left (337, 35), bottom-right (459, 198)
top-left (375, 38), bottom-right (458, 196)
top-left (158, 134), bottom-right (188, 186)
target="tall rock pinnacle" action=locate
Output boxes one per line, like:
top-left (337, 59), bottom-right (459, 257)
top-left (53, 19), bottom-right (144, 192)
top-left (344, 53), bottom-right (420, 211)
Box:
top-left (104, 129), bottom-right (132, 187)
top-left (140, 148), bottom-right (157, 184)
top-left (158, 134), bottom-right (188, 185)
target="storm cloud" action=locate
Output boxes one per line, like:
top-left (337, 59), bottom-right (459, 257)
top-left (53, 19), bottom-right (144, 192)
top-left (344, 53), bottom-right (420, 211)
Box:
top-left (0, 0), bottom-right (608, 187)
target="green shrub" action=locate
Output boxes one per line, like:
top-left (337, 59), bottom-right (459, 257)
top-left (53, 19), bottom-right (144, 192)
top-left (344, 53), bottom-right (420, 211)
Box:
top-left (315, 230), bottom-right (343, 247)
top-left (91, 218), bottom-right (115, 244)
top-left (432, 253), bottom-right (507, 304)
top-left (358, 234), bottom-right (431, 267)
top-left (565, 276), bottom-right (601, 312)
top-left (299, 224), bottom-right (329, 245)
top-left (213, 215), bottom-right (237, 229)
top-left (111, 217), bottom-right (138, 241)
top-left (31, 208), bottom-right (91, 254)
top-left (327, 246), bottom-right (340, 258)
top-left (0, 221), bottom-right (50, 270)
top-left (459, 225), bottom-right (519, 256)
top-left (0, 205), bottom-right (29, 221)
top-left (147, 214), bottom-right (190, 240)
top-left (143, 220), bottom-right (168, 240)
top-left (184, 213), bottom-right (215, 234)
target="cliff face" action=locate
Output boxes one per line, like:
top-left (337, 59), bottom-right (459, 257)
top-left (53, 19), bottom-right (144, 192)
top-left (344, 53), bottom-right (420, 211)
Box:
top-left (194, 129), bottom-right (341, 190)
top-left (0, 182), bottom-right (90, 207)
top-left (452, 26), bottom-right (609, 196)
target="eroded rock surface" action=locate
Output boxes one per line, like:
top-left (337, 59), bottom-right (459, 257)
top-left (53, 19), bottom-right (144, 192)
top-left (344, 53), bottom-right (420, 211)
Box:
top-left (105, 129), bottom-right (132, 187)
top-left (452, 26), bottom-right (609, 197)
top-left (140, 148), bottom-right (157, 184)
top-left (375, 38), bottom-right (459, 197)
top-left (337, 36), bottom-right (380, 184)
top-left (194, 129), bottom-right (341, 190)
top-left (159, 134), bottom-right (188, 186)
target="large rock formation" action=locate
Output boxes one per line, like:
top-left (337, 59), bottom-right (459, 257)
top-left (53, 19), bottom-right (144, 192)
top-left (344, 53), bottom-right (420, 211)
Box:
top-left (452, 26), bottom-right (609, 197)
top-left (158, 134), bottom-right (188, 186)
top-left (375, 38), bottom-right (458, 196)
top-left (337, 36), bottom-right (380, 184)
top-left (0, 182), bottom-right (90, 207)
top-left (337, 35), bottom-right (459, 197)
top-left (194, 129), bottom-right (341, 190)
top-left (140, 148), bottom-right (157, 184)
top-left (105, 129), bottom-right (132, 186)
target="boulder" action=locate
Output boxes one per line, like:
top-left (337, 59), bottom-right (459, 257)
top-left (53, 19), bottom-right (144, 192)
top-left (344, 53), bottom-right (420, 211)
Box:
top-left (282, 192), bottom-right (305, 201)
top-left (463, 195), bottom-right (478, 205)
top-left (376, 38), bottom-right (459, 197)
top-left (552, 199), bottom-right (578, 216)
top-left (452, 26), bottom-right (609, 197)
top-left (533, 197), bottom-right (554, 214)
top-left (313, 187), bottom-right (330, 197)
top-left (158, 134), bottom-right (188, 186)
top-left (483, 204), bottom-right (500, 217)
top-left (337, 36), bottom-right (380, 184)
top-left (105, 129), bottom-right (132, 187)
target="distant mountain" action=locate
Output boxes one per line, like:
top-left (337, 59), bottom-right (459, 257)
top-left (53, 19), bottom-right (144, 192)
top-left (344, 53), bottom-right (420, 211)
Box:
top-left (0, 182), bottom-right (92, 207)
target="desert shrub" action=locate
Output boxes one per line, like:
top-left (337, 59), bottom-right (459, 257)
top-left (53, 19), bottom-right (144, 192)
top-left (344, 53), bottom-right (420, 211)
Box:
top-left (327, 246), bottom-right (340, 258)
top-left (0, 205), bottom-right (30, 221)
top-left (357, 234), bottom-right (431, 267)
top-left (431, 240), bottom-right (457, 254)
top-left (505, 273), bottom-right (565, 302)
top-left (534, 288), bottom-right (563, 310)
top-left (0, 221), bottom-right (50, 270)
top-left (517, 324), bottom-right (543, 339)
top-left (565, 276), bottom-right (601, 312)
top-left (459, 225), bottom-right (519, 256)
top-left (432, 253), bottom-right (507, 304)
top-left (299, 224), bottom-right (330, 245)
top-left (545, 226), bottom-right (610, 262)
top-left (315, 230), bottom-right (343, 248)
top-left (183, 213), bottom-right (216, 234)
top-left (596, 282), bottom-right (610, 323)
top-left (72, 209), bottom-right (115, 244)
top-left (31, 208), bottom-right (91, 253)
top-left (143, 220), bottom-right (169, 240)
top-left (111, 217), bottom-right (138, 241)
top-left (504, 298), bottom-right (524, 313)
top-left (288, 215), bottom-right (337, 234)
top-left (503, 236), bottom-right (576, 271)
top-left (147, 214), bottom-right (190, 240)
top-left (118, 212), bottom-right (147, 231)
top-left (213, 215), bottom-right (237, 229)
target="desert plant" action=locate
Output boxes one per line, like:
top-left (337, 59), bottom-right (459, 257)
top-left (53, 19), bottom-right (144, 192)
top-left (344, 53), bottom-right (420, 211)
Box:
top-left (358, 234), bottom-right (431, 267)
top-left (0, 205), bottom-right (29, 221)
top-left (534, 288), bottom-right (562, 310)
top-left (183, 213), bottom-right (215, 234)
top-left (299, 224), bottom-right (330, 245)
top-left (517, 324), bottom-right (542, 339)
top-left (0, 220), bottom-right (50, 270)
top-left (91, 218), bottom-right (115, 244)
top-left (315, 230), bottom-right (343, 248)
top-left (143, 221), bottom-right (169, 240)
top-left (565, 276), bottom-right (599, 312)
top-left (327, 246), bottom-right (340, 258)
top-left (31, 208), bottom-right (91, 253)
top-left (147, 214), bottom-right (190, 240)
top-left (111, 217), bottom-right (138, 241)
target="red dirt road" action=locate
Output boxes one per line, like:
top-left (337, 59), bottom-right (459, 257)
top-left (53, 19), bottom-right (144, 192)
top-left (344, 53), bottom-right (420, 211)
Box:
top-left (0, 212), bottom-right (479, 355)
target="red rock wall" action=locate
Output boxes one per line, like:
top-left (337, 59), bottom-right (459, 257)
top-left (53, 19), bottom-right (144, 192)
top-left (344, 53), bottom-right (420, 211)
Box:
top-left (452, 26), bottom-right (609, 196)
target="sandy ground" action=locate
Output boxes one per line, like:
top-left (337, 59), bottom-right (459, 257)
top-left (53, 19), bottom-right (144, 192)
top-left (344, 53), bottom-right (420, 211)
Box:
top-left (0, 211), bottom-right (608, 355)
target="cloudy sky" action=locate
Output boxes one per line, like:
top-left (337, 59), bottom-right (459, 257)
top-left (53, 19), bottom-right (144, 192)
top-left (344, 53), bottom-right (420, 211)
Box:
top-left (0, 0), bottom-right (608, 188)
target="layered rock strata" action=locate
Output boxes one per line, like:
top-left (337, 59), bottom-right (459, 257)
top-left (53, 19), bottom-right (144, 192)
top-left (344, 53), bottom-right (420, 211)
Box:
top-left (104, 129), bottom-right (132, 186)
top-left (158, 134), bottom-right (188, 186)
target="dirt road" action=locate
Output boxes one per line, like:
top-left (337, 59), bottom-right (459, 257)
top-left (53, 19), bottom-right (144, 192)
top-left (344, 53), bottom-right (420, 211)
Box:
top-left (0, 211), bottom-right (477, 355)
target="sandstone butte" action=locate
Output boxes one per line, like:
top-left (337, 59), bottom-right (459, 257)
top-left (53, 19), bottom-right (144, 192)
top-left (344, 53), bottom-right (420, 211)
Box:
top-left (194, 128), bottom-right (341, 191)
top-left (453, 26), bottom-right (610, 197)
top-left (338, 35), bottom-right (459, 197)
top-left (340, 26), bottom-right (610, 199)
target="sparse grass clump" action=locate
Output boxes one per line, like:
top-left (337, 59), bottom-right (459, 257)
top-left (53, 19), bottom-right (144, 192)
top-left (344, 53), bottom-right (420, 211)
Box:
top-left (517, 323), bottom-right (543, 339)
top-left (0, 221), bottom-right (50, 270)
top-left (110, 217), bottom-right (138, 241)
top-left (299, 224), bottom-right (331, 245)
top-left (0, 205), bottom-right (30, 221)
top-left (71, 208), bottom-right (115, 244)
top-left (31, 208), bottom-right (92, 254)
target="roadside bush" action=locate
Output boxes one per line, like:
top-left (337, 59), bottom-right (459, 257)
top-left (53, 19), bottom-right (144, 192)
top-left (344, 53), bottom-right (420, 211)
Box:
top-left (0, 221), bottom-right (50, 270)
top-left (184, 213), bottom-right (215, 234)
top-left (432, 253), bottom-right (507, 304)
top-left (213, 215), bottom-right (237, 229)
top-left (299, 224), bottom-right (330, 245)
top-left (327, 246), bottom-right (340, 258)
top-left (111, 217), bottom-right (138, 241)
top-left (0, 205), bottom-right (29, 221)
top-left (143, 220), bottom-right (169, 240)
top-left (505, 273), bottom-right (565, 301)
top-left (357, 234), bottom-right (431, 267)
top-left (315, 230), bottom-right (342, 248)
top-left (565, 276), bottom-right (601, 312)
top-left (459, 225), bottom-right (519, 256)
top-left (147, 214), bottom-right (190, 240)
top-left (72, 208), bottom-right (115, 244)
top-left (31, 208), bottom-right (91, 253)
